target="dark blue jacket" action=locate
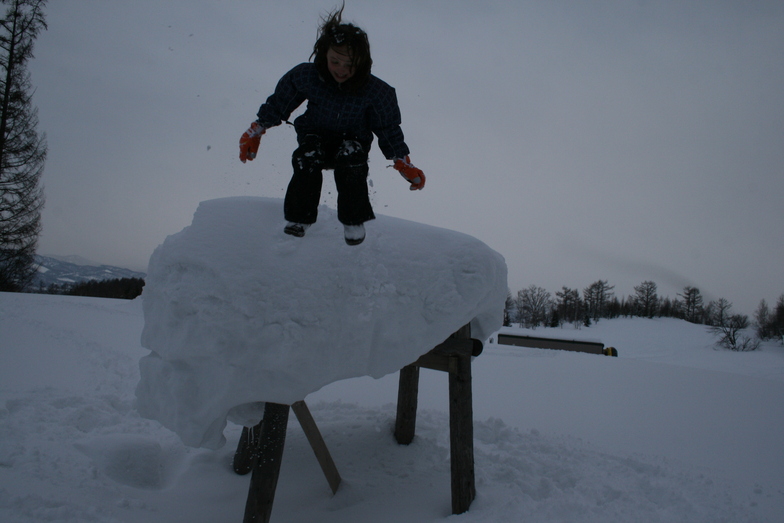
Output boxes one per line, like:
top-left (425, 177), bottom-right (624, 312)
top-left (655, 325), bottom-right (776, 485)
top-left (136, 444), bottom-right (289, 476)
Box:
top-left (256, 63), bottom-right (410, 160)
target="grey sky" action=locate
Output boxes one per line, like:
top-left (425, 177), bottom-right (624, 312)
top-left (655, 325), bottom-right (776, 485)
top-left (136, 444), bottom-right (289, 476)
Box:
top-left (28, 1), bottom-right (784, 314)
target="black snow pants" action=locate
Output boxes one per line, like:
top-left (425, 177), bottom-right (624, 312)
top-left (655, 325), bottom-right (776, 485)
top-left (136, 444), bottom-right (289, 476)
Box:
top-left (284, 132), bottom-right (375, 226)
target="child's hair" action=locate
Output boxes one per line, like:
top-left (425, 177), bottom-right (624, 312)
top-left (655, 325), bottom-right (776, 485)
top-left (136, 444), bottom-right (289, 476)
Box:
top-left (311, 4), bottom-right (372, 91)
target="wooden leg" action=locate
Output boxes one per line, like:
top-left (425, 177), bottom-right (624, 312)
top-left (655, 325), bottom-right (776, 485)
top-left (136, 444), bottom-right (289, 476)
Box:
top-left (243, 402), bottom-right (290, 523)
top-left (291, 401), bottom-right (342, 495)
top-left (234, 419), bottom-right (264, 475)
top-left (448, 353), bottom-right (475, 514)
top-left (394, 365), bottom-right (420, 445)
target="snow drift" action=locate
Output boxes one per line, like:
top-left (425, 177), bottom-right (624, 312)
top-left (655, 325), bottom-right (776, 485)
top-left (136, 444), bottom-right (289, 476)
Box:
top-left (136, 197), bottom-right (507, 449)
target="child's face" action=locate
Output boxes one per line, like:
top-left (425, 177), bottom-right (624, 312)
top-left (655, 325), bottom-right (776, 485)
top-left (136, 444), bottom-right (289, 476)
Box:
top-left (326, 46), bottom-right (355, 84)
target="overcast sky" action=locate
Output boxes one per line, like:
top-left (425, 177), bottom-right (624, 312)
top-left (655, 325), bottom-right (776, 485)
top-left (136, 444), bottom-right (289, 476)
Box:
top-left (27, 0), bottom-right (784, 315)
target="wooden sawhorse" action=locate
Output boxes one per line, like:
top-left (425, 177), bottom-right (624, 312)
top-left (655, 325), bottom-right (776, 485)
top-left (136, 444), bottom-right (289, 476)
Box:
top-left (235, 324), bottom-right (482, 521)
top-left (394, 323), bottom-right (482, 515)
top-left (234, 400), bottom-right (341, 523)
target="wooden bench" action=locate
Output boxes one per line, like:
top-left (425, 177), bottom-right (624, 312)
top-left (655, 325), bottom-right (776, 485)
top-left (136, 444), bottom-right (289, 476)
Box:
top-left (234, 323), bottom-right (483, 522)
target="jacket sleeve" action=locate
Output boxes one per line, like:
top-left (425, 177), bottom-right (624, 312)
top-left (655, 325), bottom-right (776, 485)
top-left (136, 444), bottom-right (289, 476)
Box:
top-left (256, 64), bottom-right (309, 129)
top-left (369, 85), bottom-right (411, 160)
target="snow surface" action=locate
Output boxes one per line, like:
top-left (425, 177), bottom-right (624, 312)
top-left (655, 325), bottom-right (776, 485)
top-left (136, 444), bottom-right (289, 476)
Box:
top-left (136, 197), bottom-right (508, 448)
top-left (2, 292), bottom-right (784, 521)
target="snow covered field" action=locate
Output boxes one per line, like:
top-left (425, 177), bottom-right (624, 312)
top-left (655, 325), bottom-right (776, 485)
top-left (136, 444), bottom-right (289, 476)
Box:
top-left (2, 291), bottom-right (783, 522)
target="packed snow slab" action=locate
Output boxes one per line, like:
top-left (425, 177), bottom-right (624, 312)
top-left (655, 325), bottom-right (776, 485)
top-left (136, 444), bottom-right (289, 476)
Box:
top-left (136, 197), bottom-right (507, 449)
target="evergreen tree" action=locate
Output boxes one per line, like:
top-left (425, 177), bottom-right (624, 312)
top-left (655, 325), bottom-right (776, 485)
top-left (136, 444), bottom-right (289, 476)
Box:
top-left (0, 0), bottom-right (47, 291)
top-left (773, 294), bottom-right (784, 343)
top-left (548, 306), bottom-right (560, 328)
top-left (68, 277), bottom-right (145, 300)
top-left (659, 296), bottom-right (673, 318)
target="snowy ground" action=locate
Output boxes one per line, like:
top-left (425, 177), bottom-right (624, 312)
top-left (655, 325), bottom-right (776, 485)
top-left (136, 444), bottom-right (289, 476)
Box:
top-left (2, 291), bottom-right (783, 522)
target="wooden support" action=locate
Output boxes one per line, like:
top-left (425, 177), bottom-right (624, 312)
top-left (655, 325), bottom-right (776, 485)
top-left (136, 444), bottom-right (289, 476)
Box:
top-left (448, 351), bottom-right (475, 514)
top-left (237, 400), bottom-right (342, 522)
top-left (234, 420), bottom-right (263, 475)
top-left (393, 323), bottom-right (478, 515)
top-left (243, 402), bottom-right (290, 523)
top-left (497, 333), bottom-right (606, 355)
top-left (394, 365), bottom-right (420, 445)
top-left (236, 323), bottom-right (479, 521)
top-left (291, 400), bottom-right (342, 495)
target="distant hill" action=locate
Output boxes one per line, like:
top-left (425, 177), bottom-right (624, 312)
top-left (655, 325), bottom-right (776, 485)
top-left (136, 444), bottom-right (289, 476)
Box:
top-left (28, 255), bottom-right (146, 291)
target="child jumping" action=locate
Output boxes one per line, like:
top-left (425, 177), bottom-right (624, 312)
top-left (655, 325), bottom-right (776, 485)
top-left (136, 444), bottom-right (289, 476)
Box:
top-left (239, 6), bottom-right (424, 245)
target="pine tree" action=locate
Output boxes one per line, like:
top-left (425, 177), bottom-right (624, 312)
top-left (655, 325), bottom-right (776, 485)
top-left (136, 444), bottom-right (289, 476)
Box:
top-left (0, 0), bottom-right (47, 291)
top-left (773, 294), bottom-right (784, 343)
top-left (659, 296), bottom-right (673, 318)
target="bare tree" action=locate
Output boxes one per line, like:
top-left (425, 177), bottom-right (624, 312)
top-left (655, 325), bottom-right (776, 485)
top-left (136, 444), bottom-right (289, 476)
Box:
top-left (712, 313), bottom-right (759, 352)
top-left (711, 297), bottom-right (732, 327)
top-left (678, 286), bottom-right (704, 324)
top-left (0, 0), bottom-right (47, 291)
top-left (555, 286), bottom-right (581, 325)
top-left (754, 299), bottom-right (772, 340)
top-left (583, 280), bottom-right (614, 321)
top-left (503, 289), bottom-right (515, 326)
top-left (704, 297), bottom-right (757, 351)
top-left (516, 285), bottom-right (552, 329)
top-left (632, 280), bottom-right (659, 318)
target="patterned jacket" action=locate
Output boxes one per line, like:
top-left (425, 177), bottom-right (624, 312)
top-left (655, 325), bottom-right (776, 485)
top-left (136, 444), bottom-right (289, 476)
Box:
top-left (256, 63), bottom-right (410, 160)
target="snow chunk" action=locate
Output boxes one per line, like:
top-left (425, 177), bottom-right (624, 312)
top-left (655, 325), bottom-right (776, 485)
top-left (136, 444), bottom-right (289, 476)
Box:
top-left (136, 197), bottom-right (507, 449)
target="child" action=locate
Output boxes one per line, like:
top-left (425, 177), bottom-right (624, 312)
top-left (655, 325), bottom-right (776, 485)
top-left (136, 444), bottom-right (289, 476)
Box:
top-left (239, 6), bottom-right (424, 246)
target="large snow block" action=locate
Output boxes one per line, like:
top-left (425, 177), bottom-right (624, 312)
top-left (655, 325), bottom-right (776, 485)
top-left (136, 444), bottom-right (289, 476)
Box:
top-left (136, 197), bottom-right (507, 449)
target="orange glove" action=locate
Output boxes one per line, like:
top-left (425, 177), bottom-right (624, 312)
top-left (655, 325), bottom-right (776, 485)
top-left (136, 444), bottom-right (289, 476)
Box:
top-left (239, 121), bottom-right (265, 163)
top-left (393, 156), bottom-right (425, 190)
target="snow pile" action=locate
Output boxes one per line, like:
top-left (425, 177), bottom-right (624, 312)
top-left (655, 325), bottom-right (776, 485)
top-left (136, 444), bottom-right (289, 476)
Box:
top-left (136, 197), bottom-right (507, 449)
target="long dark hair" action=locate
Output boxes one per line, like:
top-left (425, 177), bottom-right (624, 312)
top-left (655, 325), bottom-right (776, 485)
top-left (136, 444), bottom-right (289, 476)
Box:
top-left (311, 5), bottom-right (372, 91)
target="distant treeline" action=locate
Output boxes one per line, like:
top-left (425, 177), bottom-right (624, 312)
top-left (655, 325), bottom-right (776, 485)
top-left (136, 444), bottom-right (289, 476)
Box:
top-left (37, 277), bottom-right (145, 300)
top-left (506, 280), bottom-right (784, 347)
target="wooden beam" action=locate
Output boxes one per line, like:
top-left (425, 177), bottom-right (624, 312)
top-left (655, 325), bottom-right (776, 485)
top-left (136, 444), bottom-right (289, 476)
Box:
top-left (291, 401), bottom-right (342, 495)
top-left (233, 420), bottom-right (264, 476)
top-left (394, 365), bottom-right (420, 445)
top-left (395, 324), bottom-right (478, 515)
top-left (448, 350), bottom-right (476, 514)
top-left (430, 338), bottom-right (477, 356)
top-left (411, 352), bottom-right (451, 372)
top-left (243, 402), bottom-right (290, 523)
top-left (497, 333), bottom-right (604, 355)
top-left (411, 330), bottom-right (483, 372)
